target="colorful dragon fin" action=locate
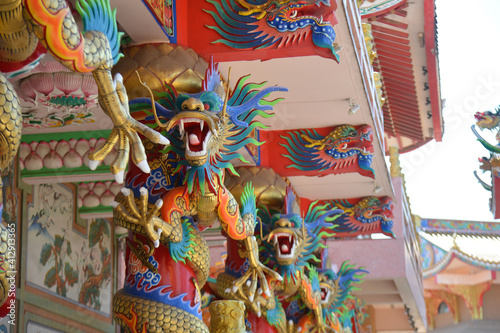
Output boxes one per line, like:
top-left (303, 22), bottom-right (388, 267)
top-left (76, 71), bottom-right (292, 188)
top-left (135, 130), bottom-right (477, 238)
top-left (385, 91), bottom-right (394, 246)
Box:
top-left (283, 185), bottom-right (300, 215)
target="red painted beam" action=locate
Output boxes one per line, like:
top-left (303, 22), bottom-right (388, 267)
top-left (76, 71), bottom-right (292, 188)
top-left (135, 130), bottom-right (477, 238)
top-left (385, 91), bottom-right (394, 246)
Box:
top-left (374, 38), bottom-right (411, 51)
top-left (390, 109), bottom-right (421, 121)
top-left (385, 88), bottom-right (420, 103)
top-left (381, 71), bottom-right (417, 85)
top-left (378, 57), bottom-right (414, 70)
top-left (374, 64), bottom-right (414, 77)
top-left (376, 49), bottom-right (412, 64)
top-left (376, 17), bottom-right (408, 30)
top-left (394, 125), bottom-right (423, 138)
top-left (372, 31), bottom-right (410, 45)
top-left (383, 78), bottom-right (417, 91)
top-left (371, 24), bottom-right (409, 38)
top-left (375, 43), bottom-right (413, 57)
top-left (394, 9), bottom-right (408, 17)
top-left (387, 98), bottom-right (420, 111)
top-left (384, 82), bottom-right (417, 95)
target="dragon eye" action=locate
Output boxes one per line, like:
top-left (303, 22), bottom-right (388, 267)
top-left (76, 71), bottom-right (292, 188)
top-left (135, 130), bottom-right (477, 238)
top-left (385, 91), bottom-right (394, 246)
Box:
top-left (290, 10), bottom-right (297, 18)
top-left (204, 103), bottom-right (210, 110)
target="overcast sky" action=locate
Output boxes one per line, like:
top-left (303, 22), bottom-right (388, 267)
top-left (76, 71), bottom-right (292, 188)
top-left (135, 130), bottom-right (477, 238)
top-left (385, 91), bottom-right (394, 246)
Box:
top-left (399, 0), bottom-right (500, 222)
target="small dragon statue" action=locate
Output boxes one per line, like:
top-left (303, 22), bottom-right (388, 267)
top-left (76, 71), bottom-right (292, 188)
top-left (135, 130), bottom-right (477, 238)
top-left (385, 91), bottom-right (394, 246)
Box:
top-left (112, 61), bottom-right (287, 332)
top-left (472, 107), bottom-right (500, 154)
top-left (205, 0), bottom-right (340, 61)
top-left (321, 196), bottom-right (395, 238)
top-left (282, 259), bottom-right (366, 332)
top-left (471, 107), bottom-right (500, 190)
top-left (297, 260), bottom-right (367, 331)
top-left (281, 125), bottom-right (375, 178)
top-left (255, 187), bottom-right (342, 332)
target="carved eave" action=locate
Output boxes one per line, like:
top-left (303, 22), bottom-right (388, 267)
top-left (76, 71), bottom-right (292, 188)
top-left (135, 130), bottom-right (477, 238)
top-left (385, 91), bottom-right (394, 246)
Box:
top-left (361, 0), bottom-right (443, 152)
top-left (419, 224), bottom-right (500, 278)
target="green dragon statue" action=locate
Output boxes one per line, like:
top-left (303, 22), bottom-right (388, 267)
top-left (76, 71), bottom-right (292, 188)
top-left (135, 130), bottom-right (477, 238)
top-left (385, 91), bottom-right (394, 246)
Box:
top-left (218, 186), bottom-right (342, 332)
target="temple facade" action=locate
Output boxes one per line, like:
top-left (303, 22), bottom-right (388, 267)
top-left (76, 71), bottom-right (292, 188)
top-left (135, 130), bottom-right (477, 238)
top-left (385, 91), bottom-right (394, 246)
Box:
top-left (0, 0), bottom-right (446, 332)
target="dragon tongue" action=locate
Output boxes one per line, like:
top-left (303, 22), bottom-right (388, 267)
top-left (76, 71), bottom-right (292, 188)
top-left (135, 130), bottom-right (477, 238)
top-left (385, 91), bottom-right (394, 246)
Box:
top-left (189, 133), bottom-right (200, 145)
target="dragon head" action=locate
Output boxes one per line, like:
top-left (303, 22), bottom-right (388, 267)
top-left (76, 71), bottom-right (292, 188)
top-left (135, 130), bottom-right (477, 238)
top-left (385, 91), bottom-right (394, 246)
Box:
top-left (144, 60), bottom-right (287, 194)
top-left (355, 196), bottom-right (394, 238)
top-left (475, 108), bottom-right (500, 129)
top-left (318, 261), bottom-right (367, 315)
top-left (324, 125), bottom-right (373, 154)
top-left (260, 186), bottom-right (342, 278)
top-left (207, 0), bottom-right (340, 61)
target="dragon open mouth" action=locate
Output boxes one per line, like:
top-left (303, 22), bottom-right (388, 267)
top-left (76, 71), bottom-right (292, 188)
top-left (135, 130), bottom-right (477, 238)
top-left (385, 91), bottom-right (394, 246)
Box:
top-left (180, 118), bottom-right (211, 157)
top-left (165, 111), bottom-right (219, 165)
top-left (475, 113), bottom-right (486, 122)
top-left (284, 2), bottom-right (334, 25)
top-left (320, 286), bottom-right (330, 304)
top-left (271, 232), bottom-right (297, 259)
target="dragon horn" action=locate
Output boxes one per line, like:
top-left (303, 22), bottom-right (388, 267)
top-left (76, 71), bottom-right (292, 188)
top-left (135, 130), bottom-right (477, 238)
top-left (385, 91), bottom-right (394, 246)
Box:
top-left (235, 0), bottom-right (278, 19)
top-left (221, 67), bottom-right (231, 124)
top-left (136, 71), bottom-right (167, 128)
top-left (302, 218), bottom-right (307, 241)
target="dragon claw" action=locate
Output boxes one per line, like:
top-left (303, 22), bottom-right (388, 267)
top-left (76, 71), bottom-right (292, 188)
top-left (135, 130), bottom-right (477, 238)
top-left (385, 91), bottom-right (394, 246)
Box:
top-left (139, 187), bottom-right (148, 196)
top-left (115, 170), bottom-right (125, 184)
top-left (136, 160), bottom-right (151, 174)
top-left (88, 159), bottom-right (100, 170)
top-left (158, 135), bottom-right (170, 146)
top-left (121, 187), bottom-right (131, 196)
top-left (113, 73), bottom-right (123, 87)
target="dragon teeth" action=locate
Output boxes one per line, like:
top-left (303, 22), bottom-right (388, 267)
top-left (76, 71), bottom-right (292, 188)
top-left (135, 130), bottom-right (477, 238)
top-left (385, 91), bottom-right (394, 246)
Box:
top-left (180, 120), bottom-right (185, 135)
top-left (200, 121), bottom-right (204, 131)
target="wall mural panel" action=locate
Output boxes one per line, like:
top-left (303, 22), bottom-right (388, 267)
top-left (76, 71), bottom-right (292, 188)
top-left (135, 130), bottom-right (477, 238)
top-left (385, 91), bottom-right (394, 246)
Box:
top-left (1, 166), bottom-right (20, 225)
top-left (26, 183), bottom-right (112, 315)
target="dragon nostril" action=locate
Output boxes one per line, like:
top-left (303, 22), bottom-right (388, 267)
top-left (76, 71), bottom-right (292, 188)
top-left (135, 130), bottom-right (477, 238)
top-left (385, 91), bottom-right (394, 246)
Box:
top-left (182, 97), bottom-right (204, 112)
